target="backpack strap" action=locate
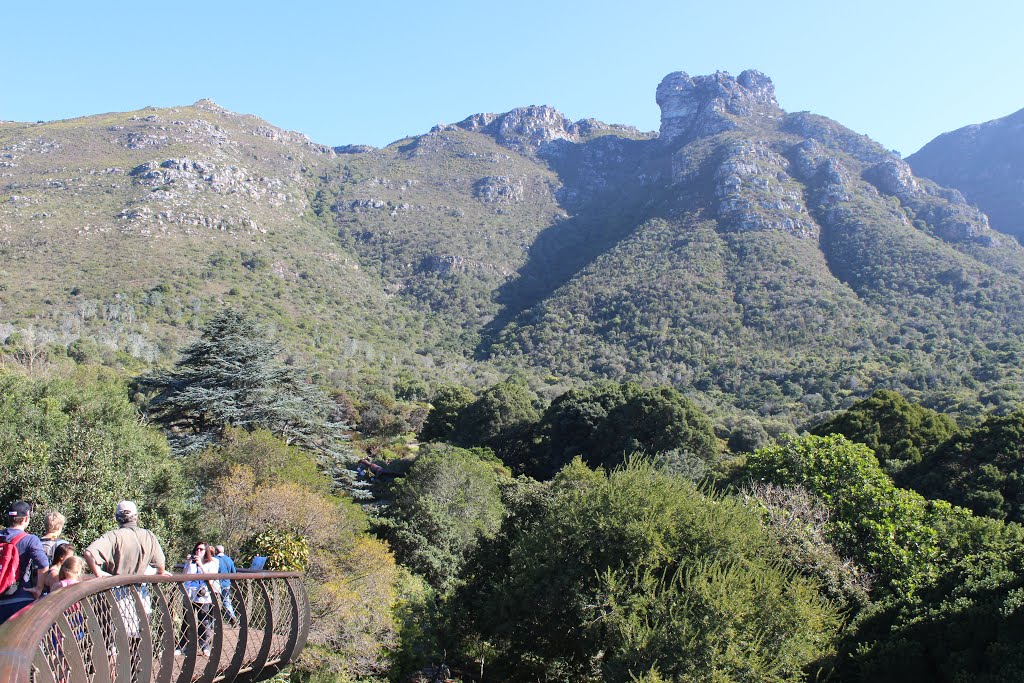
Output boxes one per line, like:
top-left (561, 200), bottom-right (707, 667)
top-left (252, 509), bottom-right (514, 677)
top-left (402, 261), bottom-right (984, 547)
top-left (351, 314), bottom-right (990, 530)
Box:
top-left (8, 532), bottom-right (29, 546)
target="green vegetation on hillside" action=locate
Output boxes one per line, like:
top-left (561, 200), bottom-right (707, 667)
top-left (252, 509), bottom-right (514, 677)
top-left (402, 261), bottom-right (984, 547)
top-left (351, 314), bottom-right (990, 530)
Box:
top-left (5, 73), bottom-right (1024, 681)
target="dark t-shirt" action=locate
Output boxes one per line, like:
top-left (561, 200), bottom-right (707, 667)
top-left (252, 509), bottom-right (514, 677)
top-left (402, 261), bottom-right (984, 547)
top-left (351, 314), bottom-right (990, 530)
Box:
top-left (0, 528), bottom-right (49, 604)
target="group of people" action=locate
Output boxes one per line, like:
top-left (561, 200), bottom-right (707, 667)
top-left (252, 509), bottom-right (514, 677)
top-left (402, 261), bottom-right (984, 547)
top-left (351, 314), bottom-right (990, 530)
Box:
top-left (0, 499), bottom-right (239, 658)
top-left (0, 503), bottom-right (86, 623)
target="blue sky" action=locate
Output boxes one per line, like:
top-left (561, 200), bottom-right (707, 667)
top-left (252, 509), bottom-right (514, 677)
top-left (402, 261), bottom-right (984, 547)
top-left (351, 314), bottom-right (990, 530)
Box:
top-left (3, 0), bottom-right (1021, 156)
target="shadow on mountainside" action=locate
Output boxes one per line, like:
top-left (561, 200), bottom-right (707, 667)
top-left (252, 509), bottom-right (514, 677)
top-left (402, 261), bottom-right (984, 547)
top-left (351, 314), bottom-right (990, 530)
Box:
top-left (474, 137), bottom-right (672, 359)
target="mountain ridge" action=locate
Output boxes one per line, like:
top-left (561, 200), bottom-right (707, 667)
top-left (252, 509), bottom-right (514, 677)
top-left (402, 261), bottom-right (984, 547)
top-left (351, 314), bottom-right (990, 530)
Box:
top-left (908, 105), bottom-right (1024, 242)
top-left (4, 70), bottom-right (1024, 427)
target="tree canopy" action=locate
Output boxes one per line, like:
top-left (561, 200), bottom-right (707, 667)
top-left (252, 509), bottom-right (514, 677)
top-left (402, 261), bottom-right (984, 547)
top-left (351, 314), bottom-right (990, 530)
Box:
top-left (450, 376), bottom-right (541, 466)
top-left (743, 434), bottom-right (1016, 596)
top-left (454, 458), bottom-right (841, 682)
top-left (532, 381), bottom-right (718, 477)
top-left (0, 367), bottom-right (194, 557)
top-left (811, 389), bottom-right (956, 478)
top-left (139, 308), bottom-right (339, 454)
top-left (379, 444), bottom-right (509, 592)
top-left (910, 408), bottom-right (1024, 523)
top-left (419, 384), bottom-right (476, 443)
top-left (841, 547), bottom-right (1024, 682)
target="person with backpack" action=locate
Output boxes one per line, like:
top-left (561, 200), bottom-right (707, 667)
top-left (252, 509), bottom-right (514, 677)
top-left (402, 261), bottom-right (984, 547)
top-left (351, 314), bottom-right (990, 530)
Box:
top-left (39, 510), bottom-right (68, 564)
top-left (0, 501), bottom-right (49, 624)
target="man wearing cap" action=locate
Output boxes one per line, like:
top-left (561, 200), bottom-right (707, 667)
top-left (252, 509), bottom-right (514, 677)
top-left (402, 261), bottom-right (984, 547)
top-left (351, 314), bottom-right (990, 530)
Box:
top-left (85, 500), bottom-right (171, 637)
top-left (0, 501), bottom-right (49, 624)
top-left (84, 501), bottom-right (170, 578)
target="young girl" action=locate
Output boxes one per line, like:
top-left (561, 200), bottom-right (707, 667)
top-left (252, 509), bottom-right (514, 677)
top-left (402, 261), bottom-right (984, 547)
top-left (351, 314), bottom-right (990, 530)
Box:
top-left (50, 556), bottom-right (85, 592)
top-left (39, 543), bottom-right (76, 596)
top-left (50, 556), bottom-right (86, 642)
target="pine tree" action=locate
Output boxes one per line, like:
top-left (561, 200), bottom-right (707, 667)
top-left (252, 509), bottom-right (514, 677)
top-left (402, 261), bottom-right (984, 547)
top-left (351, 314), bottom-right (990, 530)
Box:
top-left (139, 309), bottom-right (344, 458)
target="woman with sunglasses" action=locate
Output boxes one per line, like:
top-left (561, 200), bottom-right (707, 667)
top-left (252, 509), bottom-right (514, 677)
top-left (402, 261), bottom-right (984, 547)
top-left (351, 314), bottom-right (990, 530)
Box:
top-left (176, 542), bottom-right (220, 657)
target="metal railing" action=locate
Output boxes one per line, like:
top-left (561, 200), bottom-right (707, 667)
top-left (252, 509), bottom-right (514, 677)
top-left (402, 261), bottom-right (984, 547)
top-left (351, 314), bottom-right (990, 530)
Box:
top-left (0, 571), bottom-right (309, 683)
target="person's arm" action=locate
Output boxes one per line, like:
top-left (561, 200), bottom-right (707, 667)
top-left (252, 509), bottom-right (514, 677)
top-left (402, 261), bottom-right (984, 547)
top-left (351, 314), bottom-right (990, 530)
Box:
top-left (24, 536), bottom-right (49, 598)
top-left (29, 568), bottom-right (49, 598)
top-left (152, 536), bottom-right (171, 575)
top-left (83, 548), bottom-right (110, 577)
top-left (84, 534), bottom-right (114, 577)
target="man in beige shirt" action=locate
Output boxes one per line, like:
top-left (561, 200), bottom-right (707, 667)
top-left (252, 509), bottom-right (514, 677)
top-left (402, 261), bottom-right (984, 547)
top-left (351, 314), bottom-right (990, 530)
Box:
top-left (84, 500), bottom-right (171, 637)
top-left (84, 501), bottom-right (170, 577)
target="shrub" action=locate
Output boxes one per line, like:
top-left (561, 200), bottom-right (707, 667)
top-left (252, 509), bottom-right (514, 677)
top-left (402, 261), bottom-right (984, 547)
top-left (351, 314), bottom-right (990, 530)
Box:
top-left (454, 457), bottom-right (841, 682)
top-left (239, 529), bottom-right (310, 572)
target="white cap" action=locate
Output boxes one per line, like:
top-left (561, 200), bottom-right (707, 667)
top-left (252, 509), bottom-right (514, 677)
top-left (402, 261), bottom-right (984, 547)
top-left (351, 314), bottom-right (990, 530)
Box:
top-left (116, 500), bottom-right (138, 517)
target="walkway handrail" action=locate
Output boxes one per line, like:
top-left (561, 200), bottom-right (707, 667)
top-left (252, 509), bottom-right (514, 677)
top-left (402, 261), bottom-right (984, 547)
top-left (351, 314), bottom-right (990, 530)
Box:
top-left (0, 570), bottom-right (310, 683)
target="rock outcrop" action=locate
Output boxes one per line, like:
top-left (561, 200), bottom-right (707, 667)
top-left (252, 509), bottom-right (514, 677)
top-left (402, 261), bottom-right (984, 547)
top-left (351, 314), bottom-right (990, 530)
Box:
top-left (713, 141), bottom-right (816, 237)
top-left (450, 106), bottom-right (580, 152)
top-left (656, 70), bottom-right (781, 143)
top-left (440, 107), bottom-right (651, 155)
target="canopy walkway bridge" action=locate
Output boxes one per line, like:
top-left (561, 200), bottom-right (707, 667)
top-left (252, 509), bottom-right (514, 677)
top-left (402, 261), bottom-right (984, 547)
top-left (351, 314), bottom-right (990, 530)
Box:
top-left (0, 571), bottom-right (309, 682)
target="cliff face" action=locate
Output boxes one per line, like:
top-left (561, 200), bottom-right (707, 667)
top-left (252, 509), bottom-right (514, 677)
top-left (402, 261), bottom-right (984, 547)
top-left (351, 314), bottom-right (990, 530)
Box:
top-left (908, 107), bottom-right (1024, 241)
top-left (656, 69), bottom-right (781, 143)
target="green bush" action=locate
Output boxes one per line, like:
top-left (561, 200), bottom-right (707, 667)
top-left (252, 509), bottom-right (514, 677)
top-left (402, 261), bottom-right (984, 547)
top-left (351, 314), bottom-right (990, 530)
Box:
top-left (810, 389), bottom-right (956, 478)
top-left (841, 547), bottom-right (1024, 682)
top-left (455, 457), bottom-right (841, 682)
top-left (911, 408), bottom-right (1024, 523)
top-left (377, 444), bottom-right (508, 592)
top-left (239, 530), bottom-right (310, 572)
top-left (743, 434), bottom-right (1018, 597)
top-left (0, 367), bottom-right (194, 557)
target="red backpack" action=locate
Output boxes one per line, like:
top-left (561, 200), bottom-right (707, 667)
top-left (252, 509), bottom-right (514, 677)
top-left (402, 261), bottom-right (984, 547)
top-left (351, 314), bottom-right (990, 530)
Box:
top-left (0, 532), bottom-right (29, 596)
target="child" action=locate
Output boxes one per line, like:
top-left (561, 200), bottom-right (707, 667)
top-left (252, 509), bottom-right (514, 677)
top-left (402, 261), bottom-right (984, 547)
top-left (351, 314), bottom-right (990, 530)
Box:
top-left (39, 543), bottom-right (76, 596)
top-left (50, 556), bottom-right (86, 641)
top-left (51, 556), bottom-right (85, 592)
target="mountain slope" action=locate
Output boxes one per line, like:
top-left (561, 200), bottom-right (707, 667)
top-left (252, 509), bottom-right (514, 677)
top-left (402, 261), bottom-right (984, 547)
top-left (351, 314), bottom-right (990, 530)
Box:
top-left (908, 107), bottom-right (1024, 242)
top-left (468, 72), bottom-right (1024, 420)
top-left (3, 72), bottom-right (1024, 426)
top-left (0, 102), bottom-right (456, 383)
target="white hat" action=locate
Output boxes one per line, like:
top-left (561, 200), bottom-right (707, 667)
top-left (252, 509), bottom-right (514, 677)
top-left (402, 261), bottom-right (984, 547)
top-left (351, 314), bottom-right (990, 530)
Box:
top-left (116, 500), bottom-right (138, 517)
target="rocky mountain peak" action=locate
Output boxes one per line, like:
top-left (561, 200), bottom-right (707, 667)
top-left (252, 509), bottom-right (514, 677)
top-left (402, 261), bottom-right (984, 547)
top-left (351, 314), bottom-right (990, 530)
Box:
top-left (450, 105), bottom-right (580, 152)
top-left (192, 98), bottom-right (225, 111)
top-left (656, 69), bottom-right (781, 143)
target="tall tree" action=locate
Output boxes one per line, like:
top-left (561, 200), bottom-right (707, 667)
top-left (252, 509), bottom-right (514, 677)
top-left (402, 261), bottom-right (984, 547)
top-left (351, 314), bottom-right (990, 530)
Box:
top-left (139, 308), bottom-right (340, 455)
top-left (532, 382), bottom-right (718, 477)
top-left (419, 384), bottom-right (475, 443)
top-left (811, 389), bottom-right (956, 479)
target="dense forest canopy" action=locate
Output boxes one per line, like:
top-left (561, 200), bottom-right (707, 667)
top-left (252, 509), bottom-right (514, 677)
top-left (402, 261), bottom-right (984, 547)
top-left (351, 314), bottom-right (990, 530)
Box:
top-left (4, 307), bottom-right (1023, 681)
